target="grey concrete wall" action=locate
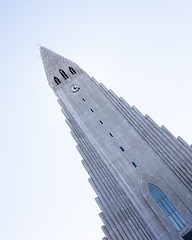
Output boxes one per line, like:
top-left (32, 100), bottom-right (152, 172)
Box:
top-left (41, 47), bottom-right (192, 240)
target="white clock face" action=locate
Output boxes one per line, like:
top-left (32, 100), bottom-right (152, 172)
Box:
top-left (71, 85), bottom-right (80, 93)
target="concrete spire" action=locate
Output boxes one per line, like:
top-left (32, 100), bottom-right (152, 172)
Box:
top-left (41, 48), bottom-right (192, 240)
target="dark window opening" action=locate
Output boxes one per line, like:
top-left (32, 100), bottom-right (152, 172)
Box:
top-left (54, 76), bottom-right (61, 85)
top-left (132, 162), bottom-right (137, 168)
top-left (82, 98), bottom-right (85, 101)
top-left (69, 67), bottom-right (77, 75)
top-left (183, 229), bottom-right (192, 240)
top-left (90, 109), bottom-right (94, 112)
top-left (109, 133), bottom-right (113, 137)
top-left (99, 120), bottom-right (103, 124)
top-left (120, 146), bottom-right (125, 152)
top-left (59, 69), bottom-right (69, 80)
top-left (149, 183), bottom-right (187, 230)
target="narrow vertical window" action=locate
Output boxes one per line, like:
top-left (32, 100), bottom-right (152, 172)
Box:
top-left (149, 183), bottom-right (187, 230)
top-left (54, 76), bottom-right (61, 85)
top-left (59, 69), bottom-right (69, 80)
top-left (69, 67), bottom-right (77, 75)
top-left (109, 133), bottom-right (113, 137)
top-left (99, 120), bottom-right (103, 124)
top-left (120, 146), bottom-right (125, 152)
top-left (132, 162), bottom-right (137, 168)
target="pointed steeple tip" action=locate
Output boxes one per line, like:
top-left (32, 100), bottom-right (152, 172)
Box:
top-left (39, 46), bottom-right (71, 64)
top-left (39, 45), bottom-right (48, 51)
top-left (39, 45), bottom-right (45, 51)
top-left (40, 46), bottom-right (84, 81)
top-left (39, 46), bottom-right (51, 56)
top-left (39, 46), bottom-right (65, 61)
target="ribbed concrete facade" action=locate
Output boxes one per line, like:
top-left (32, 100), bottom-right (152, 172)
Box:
top-left (40, 47), bottom-right (192, 240)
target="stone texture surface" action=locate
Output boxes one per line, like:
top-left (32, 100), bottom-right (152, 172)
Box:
top-left (40, 47), bottom-right (192, 240)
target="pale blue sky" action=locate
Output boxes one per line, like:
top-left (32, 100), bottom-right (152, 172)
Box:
top-left (0, 1), bottom-right (192, 240)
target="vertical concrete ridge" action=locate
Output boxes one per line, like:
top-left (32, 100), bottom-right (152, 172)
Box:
top-left (132, 109), bottom-right (192, 172)
top-left (58, 94), bottom-right (156, 239)
top-left (96, 198), bottom-right (124, 240)
top-left (177, 136), bottom-right (192, 152)
top-left (101, 225), bottom-right (114, 240)
top-left (161, 125), bottom-right (192, 155)
top-left (89, 178), bottom-right (130, 239)
top-left (145, 115), bottom-right (192, 160)
top-left (82, 156), bottom-right (134, 239)
top-left (59, 107), bottom-right (156, 239)
top-left (90, 81), bottom-right (192, 191)
top-left (99, 212), bottom-right (121, 240)
top-left (90, 178), bottom-right (135, 240)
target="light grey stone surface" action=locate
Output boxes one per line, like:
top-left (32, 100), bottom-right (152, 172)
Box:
top-left (40, 47), bottom-right (192, 240)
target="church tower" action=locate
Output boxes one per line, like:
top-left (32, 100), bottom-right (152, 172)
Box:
top-left (40, 47), bottom-right (192, 240)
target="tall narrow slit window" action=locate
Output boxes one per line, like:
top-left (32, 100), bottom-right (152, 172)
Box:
top-left (69, 67), bottom-right (77, 75)
top-left (59, 69), bottom-right (69, 80)
top-left (132, 162), bottom-right (137, 168)
top-left (120, 146), bottom-right (125, 152)
top-left (149, 183), bottom-right (187, 230)
top-left (54, 76), bottom-right (61, 85)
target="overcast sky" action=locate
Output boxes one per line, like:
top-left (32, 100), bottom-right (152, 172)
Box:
top-left (0, 1), bottom-right (192, 240)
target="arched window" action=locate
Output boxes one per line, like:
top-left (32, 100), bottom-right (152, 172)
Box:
top-left (69, 66), bottom-right (77, 75)
top-left (149, 183), bottom-right (187, 230)
top-left (54, 76), bottom-right (61, 85)
top-left (59, 69), bottom-right (69, 80)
